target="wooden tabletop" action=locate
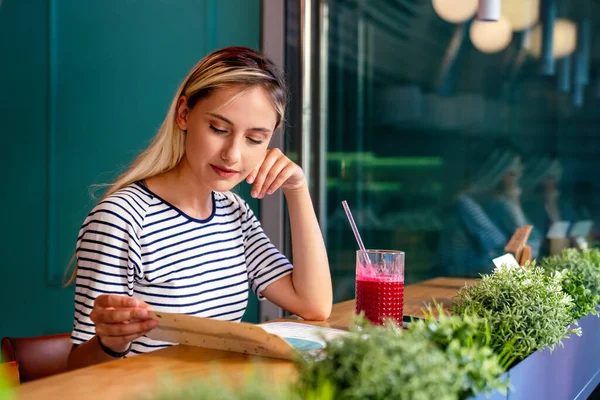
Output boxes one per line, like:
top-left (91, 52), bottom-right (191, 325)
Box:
top-left (14, 277), bottom-right (475, 400)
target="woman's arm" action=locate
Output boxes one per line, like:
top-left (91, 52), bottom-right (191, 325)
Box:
top-left (68, 337), bottom-right (124, 370)
top-left (248, 149), bottom-right (333, 320)
top-left (68, 296), bottom-right (157, 370)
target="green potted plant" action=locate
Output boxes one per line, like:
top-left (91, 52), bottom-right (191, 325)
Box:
top-left (539, 248), bottom-right (600, 320)
top-left (0, 367), bottom-right (14, 400)
top-left (451, 261), bottom-right (600, 399)
top-left (451, 262), bottom-right (579, 362)
top-left (296, 313), bottom-right (506, 400)
top-left (137, 372), bottom-right (335, 400)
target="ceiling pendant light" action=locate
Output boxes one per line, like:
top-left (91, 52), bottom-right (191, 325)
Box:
top-left (478, 0), bottom-right (501, 21)
top-left (432, 0), bottom-right (478, 24)
top-left (502, 0), bottom-right (540, 31)
top-left (526, 19), bottom-right (577, 60)
top-left (470, 17), bottom-right (513, 53)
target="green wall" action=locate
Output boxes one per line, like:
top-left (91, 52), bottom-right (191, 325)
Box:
top-left (0, 0), bottom-right (261, 339)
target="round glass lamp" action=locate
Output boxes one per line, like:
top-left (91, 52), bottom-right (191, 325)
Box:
top-left (432, 0), bottom-right (478, 23)
top-left (469, 17), bottom-right (513, 53)
top-left (527, 19), bottom-right (577, 59)
top-left (502, 0), bottom-right (539, 31)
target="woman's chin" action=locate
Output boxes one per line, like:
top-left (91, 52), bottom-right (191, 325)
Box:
top-left (210, 180), bottom-right (242, 193)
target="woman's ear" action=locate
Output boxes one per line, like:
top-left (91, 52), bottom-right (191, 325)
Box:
top-left (176, 96), bottom-right (189, 131)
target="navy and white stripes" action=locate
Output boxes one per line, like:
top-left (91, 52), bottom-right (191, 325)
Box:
top-left (71, 182), bottom-right (293, 355)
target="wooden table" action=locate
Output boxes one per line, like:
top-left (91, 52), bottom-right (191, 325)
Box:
top-left (15, 277), bottom-right (474, 400)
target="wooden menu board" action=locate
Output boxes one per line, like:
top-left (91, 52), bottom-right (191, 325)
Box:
top-left (145, 311), bottom-right (350, 360)
top-left (146, 311), bottom-right (296, 360)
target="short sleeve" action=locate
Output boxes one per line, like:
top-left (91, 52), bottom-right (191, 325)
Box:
top-left (71, 197), bottom-right (145, 345)
top-left (236, 196), bottom-right (293, 300)
top-left (457, 195), bottom-right (507, 253)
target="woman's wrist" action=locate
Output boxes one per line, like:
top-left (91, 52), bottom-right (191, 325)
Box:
top-left (96, 336), bottom-right (131, 357)
top-left (282, 180), bottom-right (309, 197)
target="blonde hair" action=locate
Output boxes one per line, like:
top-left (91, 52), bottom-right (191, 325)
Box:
top-left (64, 46), bottom-right (287, 286)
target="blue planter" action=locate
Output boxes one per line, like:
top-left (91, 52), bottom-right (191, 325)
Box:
top-left (471, 312), bottom-right (600, 400)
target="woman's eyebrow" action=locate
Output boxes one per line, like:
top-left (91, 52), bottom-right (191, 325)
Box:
top-left (207, 112), bottom-right (233, 125)
top-left (207, 112), bottom-right (271, 133)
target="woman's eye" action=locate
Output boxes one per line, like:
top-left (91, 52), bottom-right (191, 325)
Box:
top-left (210, 125), bottom-right (227, 134)
top-left (247, 137), bottom-right (264, 145)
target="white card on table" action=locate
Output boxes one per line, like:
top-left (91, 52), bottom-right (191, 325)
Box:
top-left (569, 220), bottom-right (593, 238)
top-left (492, 253), bottom-right (521, 270)
top-left (547, 221), bottom-right (571, 239)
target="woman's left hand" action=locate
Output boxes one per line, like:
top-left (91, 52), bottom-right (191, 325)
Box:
top-left (246, 148), bottom-right (306, 198)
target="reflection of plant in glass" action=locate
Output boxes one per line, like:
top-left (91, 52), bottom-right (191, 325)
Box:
top-left (452, 263), bottom-right (580, 362)
top-left (407, 304), bottom-right (508, 399)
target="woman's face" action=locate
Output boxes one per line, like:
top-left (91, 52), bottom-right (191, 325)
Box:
top-left (502, 157), bottom-right (522, 189)
top-left (176, 85), bottom-right (278, 193)
top-left (503, 168), bottom-right (521, 188)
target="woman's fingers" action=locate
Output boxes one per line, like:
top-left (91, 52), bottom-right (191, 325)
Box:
top-left (250, 149), bottom-right (282, 197)
top-left (95, 294), bottom-right (138, 309)
top-left (264, 164), bottom-right (296, 196)
top-left (96, 319), bottom-right (158, 338)
top-left (138, 299), bottom-right (153, 309)
top-left (91, 294), bottom-right (157, 350)
top-left (96, 330), bottom-right (152, 348)
top-left (247, 148), bottom-right (306, 197)
top-left (257, 158), bottom-right (290, 198)
top-left (91, 308), bottom-right (150, 324)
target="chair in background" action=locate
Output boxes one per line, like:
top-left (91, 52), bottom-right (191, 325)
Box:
top-left (504, 225), bottom-right (533, 266)
top-left (1, 333), bottom-right (72, 383)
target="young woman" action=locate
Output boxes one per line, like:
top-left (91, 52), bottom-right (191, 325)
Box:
top-left (66, 47), bottom-right (332, 369)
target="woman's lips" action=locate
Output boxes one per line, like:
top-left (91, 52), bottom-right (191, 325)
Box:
top-left (210, 164), bottom-right (238, 178)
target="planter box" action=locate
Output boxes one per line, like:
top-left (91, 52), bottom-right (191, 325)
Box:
top-left (471, 312), bottom-right (600, 400)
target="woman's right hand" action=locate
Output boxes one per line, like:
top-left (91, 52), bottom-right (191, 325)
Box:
top-left (90, 295), bottom-right (158, 352)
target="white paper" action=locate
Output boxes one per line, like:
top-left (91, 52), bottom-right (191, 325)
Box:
top-left (576, 236), bottom-right (589, 250)
top-left (259, 322), bottom-right (350, 351)
top-left (547, 221), bottom-right (571, 239)
top-left (492, 253), bottom-right (521, 270)
top-left (570, 220), bottom-right (593, 238)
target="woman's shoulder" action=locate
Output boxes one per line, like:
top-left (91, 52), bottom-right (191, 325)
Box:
top-left (86, 182), bottom-right (155, 228)
top-left (215, 191), bottom-right (250, 208)
top-left (214, 191), bottom-right (257, 221)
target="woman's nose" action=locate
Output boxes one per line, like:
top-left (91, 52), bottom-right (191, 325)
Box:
top-left (221, 139), bottom-right (241, 164)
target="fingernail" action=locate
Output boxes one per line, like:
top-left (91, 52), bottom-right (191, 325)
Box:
top-left (247, 175), bottom-right (255, 184)
top-left (129, 298), bottom-right (138, 307)
top-left (148, 320), bottom-right (158, 328)
top-left (137, 310), bottom-right (148, 319)
top-left (267, 189), bottom-right (273, 195)
top-left (251, 190), bottom-right (258, 198)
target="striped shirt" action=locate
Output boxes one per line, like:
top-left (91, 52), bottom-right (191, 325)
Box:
top-left (71, 182), bottom-right (293, 355)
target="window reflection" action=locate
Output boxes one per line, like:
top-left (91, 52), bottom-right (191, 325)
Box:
top-left (286, 0), bottom-right (600, 303)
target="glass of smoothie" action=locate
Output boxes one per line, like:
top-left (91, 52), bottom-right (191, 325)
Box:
top-left (355, 250), bottom-right (405, 325)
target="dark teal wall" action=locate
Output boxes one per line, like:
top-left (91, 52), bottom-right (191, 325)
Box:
top-left (0, 0), bottom-right (261, 339)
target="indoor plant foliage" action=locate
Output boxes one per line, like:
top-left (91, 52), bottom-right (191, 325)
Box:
top-left (138, 372), bottom-right (335, 400)
top-left (296, 319), bottom-right (463, 400)
top-left (143, 312), bottom-right (507, 400)
top-left (296, 314), bottom-right (507, 400)
top-left (451, 263), bottom-right (581, 362)
top-left (407, 304), bottom-right (508, 398)
top-left (539, 249), bottom-right (600, 320)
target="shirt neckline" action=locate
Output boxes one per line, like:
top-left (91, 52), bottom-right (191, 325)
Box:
top-left (135, 181), bottom-right (217, 223)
